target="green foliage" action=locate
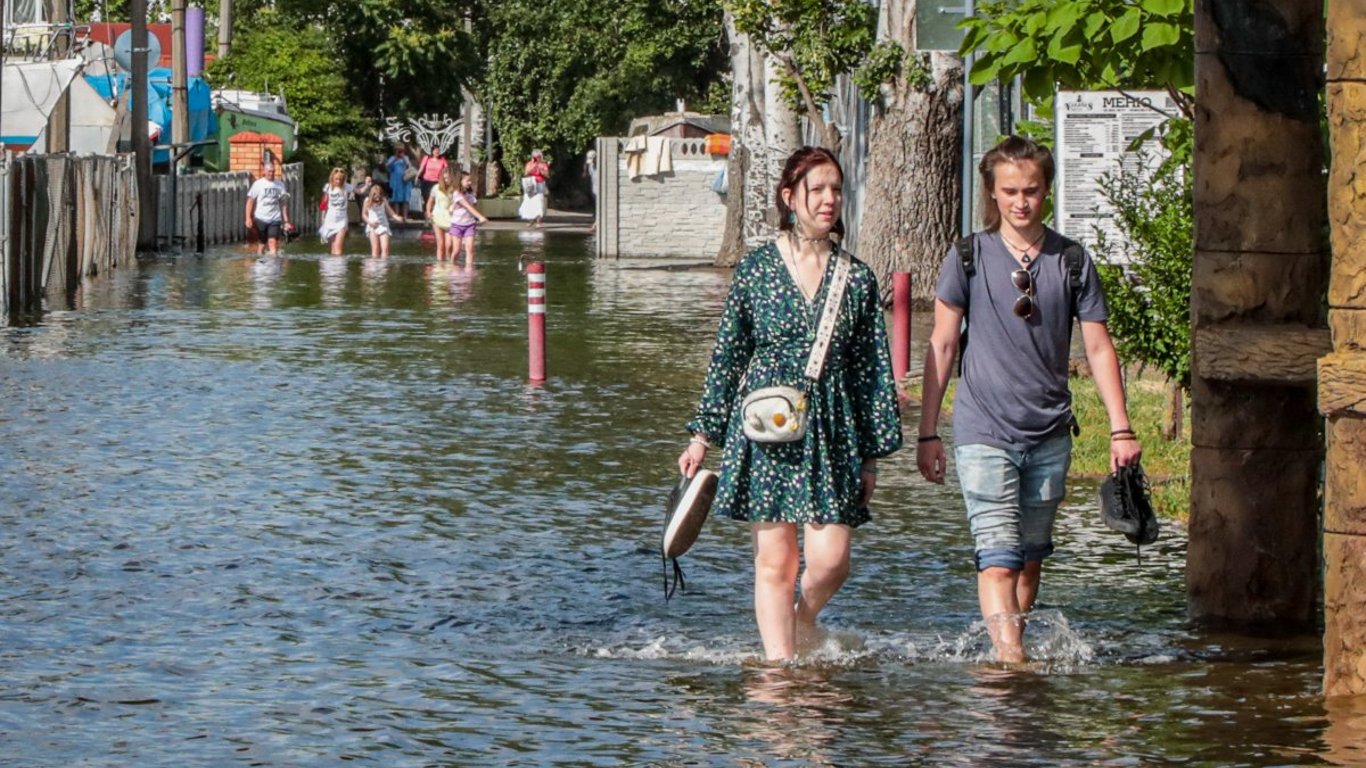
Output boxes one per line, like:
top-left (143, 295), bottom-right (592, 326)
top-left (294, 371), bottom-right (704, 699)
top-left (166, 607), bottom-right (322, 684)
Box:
top-left (727, 0), bottom-right (878, 126)
top-left (75, 0), bottom-right (130, 20)
top-left (959, 0), bottom-right (1194, 118)
top-left (852, 41), bottom-right (933, 100)
top-left (480, 0), bottom-right (726, 179)
top-left (1092, 118), bottom-right (1193, 389)
top-left (205, 12), bottom-right (379, 187)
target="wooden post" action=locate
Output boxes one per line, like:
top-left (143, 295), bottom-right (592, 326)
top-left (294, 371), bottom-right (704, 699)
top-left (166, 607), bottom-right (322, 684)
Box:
top-left (45, 0), bottom-right (70, 153)
top-left (1188, 0), bottom-right (1327, 627)
top-left (171, 0), bottom-right (189, 166)
top-left (1321, 0), bottom-right (1366, 697)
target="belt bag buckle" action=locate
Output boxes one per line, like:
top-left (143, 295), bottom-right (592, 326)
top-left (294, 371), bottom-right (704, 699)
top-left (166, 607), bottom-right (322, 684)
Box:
top-left (741, 386), bottom-right (807, 443)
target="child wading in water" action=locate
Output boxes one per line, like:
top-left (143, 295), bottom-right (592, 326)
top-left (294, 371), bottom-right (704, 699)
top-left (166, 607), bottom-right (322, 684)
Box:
top-left (362, 185), bottom-right (401, 258)
top-left (448, 174), bottom-right (489, 268)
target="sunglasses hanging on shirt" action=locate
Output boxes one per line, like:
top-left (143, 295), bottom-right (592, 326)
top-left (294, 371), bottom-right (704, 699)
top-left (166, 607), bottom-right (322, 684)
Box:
top-left (1011, 268), bottom-right (1035, 320)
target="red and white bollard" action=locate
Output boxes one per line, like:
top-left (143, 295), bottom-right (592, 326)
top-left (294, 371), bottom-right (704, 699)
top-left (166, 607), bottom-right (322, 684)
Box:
top-left (892, 271), bottom-right (912, 381)
top-left (527, 262), bottom-right (546, 381)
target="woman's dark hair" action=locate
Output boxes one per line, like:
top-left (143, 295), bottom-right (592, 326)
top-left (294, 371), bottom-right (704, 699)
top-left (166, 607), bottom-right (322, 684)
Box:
top-left (776, 146), bottom-right (845, 238)
top-left (978, 135), bottom-right (1055, 232)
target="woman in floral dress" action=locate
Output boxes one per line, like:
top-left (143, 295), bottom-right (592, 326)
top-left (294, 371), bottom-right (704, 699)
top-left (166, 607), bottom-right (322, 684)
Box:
top-left (677, 147), bottom-right (903, 662)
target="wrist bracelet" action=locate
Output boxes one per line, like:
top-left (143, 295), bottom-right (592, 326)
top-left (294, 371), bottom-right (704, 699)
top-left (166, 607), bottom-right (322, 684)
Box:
top-left (1111, 435), bottom-right (1138, 442)
top-left (689, 437), bottom-right (710, 449)
top-left (861, 462), bottom-right (878, 476)
top-left (1110, 428), bottom-right (1135, 436)
top-left (917, 435), bottom-right (941, 443)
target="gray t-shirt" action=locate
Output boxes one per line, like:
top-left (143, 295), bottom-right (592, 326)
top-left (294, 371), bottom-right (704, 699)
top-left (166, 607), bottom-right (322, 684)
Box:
top-left (935, 229), bottom-right (1108, 450)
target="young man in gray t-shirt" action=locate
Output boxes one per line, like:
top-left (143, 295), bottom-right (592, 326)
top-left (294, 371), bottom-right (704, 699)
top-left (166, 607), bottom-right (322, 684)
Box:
top-left (916, 136), bottom-right (1142, 664)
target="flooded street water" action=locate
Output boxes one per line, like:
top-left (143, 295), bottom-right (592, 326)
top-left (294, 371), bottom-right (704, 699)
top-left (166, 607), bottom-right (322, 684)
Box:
top-left (0, 229), bottom-right (1356, 766)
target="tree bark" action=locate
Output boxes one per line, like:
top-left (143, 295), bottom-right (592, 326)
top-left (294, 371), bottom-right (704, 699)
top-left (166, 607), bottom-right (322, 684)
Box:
top-left (856, 0), bottom-right (963, 303)
top-left (716, 14), bottom-right (799, 266)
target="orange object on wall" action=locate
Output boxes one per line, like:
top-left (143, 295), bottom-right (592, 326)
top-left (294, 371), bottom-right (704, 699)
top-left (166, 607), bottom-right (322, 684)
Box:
top-left (704, 134), bottom-right (731, 156)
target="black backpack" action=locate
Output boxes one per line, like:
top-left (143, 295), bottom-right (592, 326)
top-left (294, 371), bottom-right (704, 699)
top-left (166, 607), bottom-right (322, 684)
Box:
top-left (955, 233), bottom-right (1086, 368)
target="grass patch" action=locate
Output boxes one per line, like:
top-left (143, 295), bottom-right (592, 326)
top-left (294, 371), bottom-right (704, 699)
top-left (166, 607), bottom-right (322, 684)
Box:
top-left (900, 370), bottom-right (1191, 521)
top-left (1070, 372), bottom-right (1190, 522)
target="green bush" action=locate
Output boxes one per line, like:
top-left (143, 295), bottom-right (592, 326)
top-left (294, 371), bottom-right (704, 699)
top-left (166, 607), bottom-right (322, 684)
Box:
top-left (1092, 118), bottom-right (1192, 390)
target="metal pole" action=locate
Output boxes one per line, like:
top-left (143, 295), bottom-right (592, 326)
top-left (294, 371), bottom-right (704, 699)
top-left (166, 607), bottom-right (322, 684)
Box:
top-left (131, 0), bottom-right (157, 251)
top-left (171, 0), bottom-right (189, 167)
top-left (217, 0), bottom-right (233, 59)
top-left (892, 271), bottom-right (912, 381)
top-left (959, 0), bottom-right (976, 237)
top-left (527, 262), bottom-right (546, 381)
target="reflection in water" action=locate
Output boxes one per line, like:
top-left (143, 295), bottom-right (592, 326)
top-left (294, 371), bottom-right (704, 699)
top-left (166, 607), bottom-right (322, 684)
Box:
top-left (248, 255), bottom-right (285, 309)
top-left (1323, 696), bottom-right (1366, 766)
top-left (319, 255), bottom-right (347, 306)
top-left (516, 228), bottom-right (545, 272)
top-left (738, 667), bottom-right (852, 764)
top-left (0, 231), bottom-right (1340, 765)
top-left (425, 261), bottom-right (477, 307)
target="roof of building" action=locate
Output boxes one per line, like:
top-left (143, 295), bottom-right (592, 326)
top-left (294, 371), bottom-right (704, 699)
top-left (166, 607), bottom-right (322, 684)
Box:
top-left (627, 112), bottom-right (730, 137)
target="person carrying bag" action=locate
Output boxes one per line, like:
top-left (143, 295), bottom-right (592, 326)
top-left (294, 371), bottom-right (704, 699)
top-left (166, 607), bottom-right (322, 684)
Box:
top-left (675, 147), bottom-right (902, 661)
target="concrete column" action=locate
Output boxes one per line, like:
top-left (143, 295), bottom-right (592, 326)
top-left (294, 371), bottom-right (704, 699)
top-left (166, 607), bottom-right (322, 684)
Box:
top-left (1321, 0), bottom-right (1366, 697)
top-left (1188, 0), bottom-right (1328, 626)
top-left (596, 137), bottom-right (619, 259)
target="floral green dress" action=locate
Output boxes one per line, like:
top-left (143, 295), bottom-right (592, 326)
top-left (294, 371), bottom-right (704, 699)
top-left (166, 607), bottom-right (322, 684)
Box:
top-left (687, 242), bottom-right (903, 528)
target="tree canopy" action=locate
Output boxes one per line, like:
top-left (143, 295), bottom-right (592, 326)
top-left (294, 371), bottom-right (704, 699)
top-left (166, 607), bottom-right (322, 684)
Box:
top-left (960, 0), bottom-right (1194, 117)
top-left (726, 0), bottom-right (879, 149)
top-left (204, 10), bottom-right (381, 183)
top-left (479, 0), bottom-right (726, 176)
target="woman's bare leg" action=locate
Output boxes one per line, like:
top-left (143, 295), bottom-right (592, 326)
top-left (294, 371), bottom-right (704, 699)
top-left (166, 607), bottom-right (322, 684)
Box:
top-left (795, 523), bottom-right (851, 650)
top-left (752, 523), bottom-right (801, 661)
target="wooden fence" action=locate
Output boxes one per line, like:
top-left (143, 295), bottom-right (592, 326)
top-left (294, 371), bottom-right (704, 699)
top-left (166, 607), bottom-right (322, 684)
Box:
top-left (2, 153), bottom-right (140, 320)
top-left (155, 163), bottom-right (315, 249)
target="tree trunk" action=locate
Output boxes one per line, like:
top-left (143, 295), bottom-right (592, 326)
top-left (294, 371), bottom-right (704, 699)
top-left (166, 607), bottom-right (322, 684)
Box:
top-left (716, 14), bottom-right (799, 266)
top-left (856, 1), bottom-right (963, 303)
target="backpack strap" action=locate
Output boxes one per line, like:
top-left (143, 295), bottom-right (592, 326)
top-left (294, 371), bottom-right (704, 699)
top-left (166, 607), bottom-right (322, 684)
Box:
top-left (1061, 236), bottom-right (1084, 321)
top-left (955, 235), bottom-right (975, 375)
top-left (957, 235), bottom-right (976, 280)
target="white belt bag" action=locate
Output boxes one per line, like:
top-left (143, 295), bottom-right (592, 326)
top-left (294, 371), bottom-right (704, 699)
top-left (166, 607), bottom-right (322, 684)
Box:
top-left (741, 251), bottom-right (852, 444)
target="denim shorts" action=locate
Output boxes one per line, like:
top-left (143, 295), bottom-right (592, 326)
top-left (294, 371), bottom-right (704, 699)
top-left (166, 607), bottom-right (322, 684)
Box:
top-left (955, 434), bottom-right (1072, 572)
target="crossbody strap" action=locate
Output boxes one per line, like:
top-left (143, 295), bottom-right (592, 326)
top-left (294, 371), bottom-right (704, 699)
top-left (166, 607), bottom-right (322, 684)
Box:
top-left (804, 250), bottom-right (852, 382)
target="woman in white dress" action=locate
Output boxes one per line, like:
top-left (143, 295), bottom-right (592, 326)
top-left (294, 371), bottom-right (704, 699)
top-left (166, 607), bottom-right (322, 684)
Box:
top-left (317, 167), bottom-right (353, 255)
top-left (361, 185), bottom-right (401, 259)
top-left (518, 149), bottom-right (549, 227)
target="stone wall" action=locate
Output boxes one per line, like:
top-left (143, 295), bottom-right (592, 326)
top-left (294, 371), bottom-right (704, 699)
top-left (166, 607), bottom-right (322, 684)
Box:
top-left (1321, 0), bottom-right (1366, 698)
top-left (595, 137), bottom-right (728, 259)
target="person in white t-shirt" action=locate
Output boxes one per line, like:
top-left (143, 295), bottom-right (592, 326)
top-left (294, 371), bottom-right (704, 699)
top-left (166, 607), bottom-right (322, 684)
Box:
top-left (244, 163), bottom-right (292, 255)
top-left (317, 167), bottom-right (353, 255)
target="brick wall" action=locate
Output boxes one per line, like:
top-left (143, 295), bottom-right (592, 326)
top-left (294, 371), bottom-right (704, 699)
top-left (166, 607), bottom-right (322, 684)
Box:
top-left (228, 132), bottom-right (286, 176)
top-left (595, 137), bottom-right (728, 259)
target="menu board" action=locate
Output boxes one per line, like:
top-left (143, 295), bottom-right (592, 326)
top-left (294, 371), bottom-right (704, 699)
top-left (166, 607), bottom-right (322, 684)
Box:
top-left (1054, 90), bottom-right (1177, 262)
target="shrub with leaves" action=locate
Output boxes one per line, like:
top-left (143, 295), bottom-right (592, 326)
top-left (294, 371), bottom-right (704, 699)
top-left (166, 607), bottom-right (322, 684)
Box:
top-left (1092, 118), bottom-right (1192, 389)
